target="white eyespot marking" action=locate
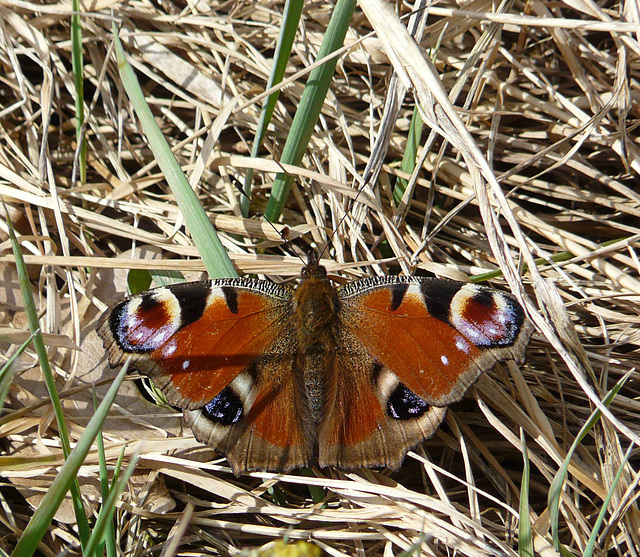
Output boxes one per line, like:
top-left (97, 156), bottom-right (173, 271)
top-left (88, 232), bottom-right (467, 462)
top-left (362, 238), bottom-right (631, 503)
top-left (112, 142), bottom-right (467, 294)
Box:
top-left (406, 284), bottom-right (423, 297)
top-left (206, 287), bottom-right (229, 308)
top-left (182, 360), bottom-right (190, 370)
top-left (441, 355), bottom-right (449, 366)
top-left (375, 367), bottom-right (401, 399)
top-left (228, 372), bottom-right (257, 414)
top-left (151, 288), bottom-right (182, 323)
top-left (231, 372), bottom-right (254, 399)
top-left (123, 299), bottom-right (144, 331)
top-left (450, 285), bottom-right (518, 348)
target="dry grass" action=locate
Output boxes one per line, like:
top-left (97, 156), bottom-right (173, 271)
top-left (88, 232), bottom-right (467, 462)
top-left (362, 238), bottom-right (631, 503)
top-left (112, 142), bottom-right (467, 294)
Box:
top-left (1, 0), bottom-right (639, 555)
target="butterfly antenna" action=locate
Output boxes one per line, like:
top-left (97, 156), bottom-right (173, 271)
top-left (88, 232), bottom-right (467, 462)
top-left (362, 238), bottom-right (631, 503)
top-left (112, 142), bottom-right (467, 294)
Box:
top-left (231, 171), bottom-right (374, 269)
top-left (316, 175), bottom-right (374, 263)
top-left (229, 175), bottom-right (308, 268)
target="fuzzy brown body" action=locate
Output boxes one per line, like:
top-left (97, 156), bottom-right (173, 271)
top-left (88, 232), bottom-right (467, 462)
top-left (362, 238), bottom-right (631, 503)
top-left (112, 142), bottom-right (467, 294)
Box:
top-left (99, 254), bottom-right (533, 474)
top-left (291, 265), bottom-right (341, 460)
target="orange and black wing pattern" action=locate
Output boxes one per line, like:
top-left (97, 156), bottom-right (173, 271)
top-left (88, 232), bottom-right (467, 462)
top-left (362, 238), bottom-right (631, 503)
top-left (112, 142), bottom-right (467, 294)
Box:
top-left (316, 277), bottom-right (533, 469)
top-left (99, 280), bottom-right (316, 473)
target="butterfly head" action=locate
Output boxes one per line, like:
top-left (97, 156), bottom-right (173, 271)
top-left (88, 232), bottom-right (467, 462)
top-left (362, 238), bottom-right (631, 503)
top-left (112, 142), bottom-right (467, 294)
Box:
top-left (300, 248), bottom-right (327, 280)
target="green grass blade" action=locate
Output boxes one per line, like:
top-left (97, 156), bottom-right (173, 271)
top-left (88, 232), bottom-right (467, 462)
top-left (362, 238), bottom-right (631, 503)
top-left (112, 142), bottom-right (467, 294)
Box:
top-left (94, 392), bottom-right (117, 557)
top-left (392, 106), bottom-right (424, 205)
top-left (583, 443), bottom-right (633, 557)
top-left (84, 450), bottom-right (140, 557)
top-left (264, 0), bottom-right (356, 221)
top-left (518, 430), bottom-right (534, 557)
top-left (112, 25), bottom-right (237, 279)
top-left (241, 0), bottom-right (304, 216)
top-left (11, 363), bottom-right (129, 557)
top-left (150, 270), bottom-right (185, 287)
top-left (71, 0), bottom-right (86, 183)
top-left (0, 330), bottom-right (38, 414)
top-left (471, 236), bottom-right (635, 283)
top-left (548, 372), bottom-right (630, 552)
top-left (5, 202), bottom-right (91, 550)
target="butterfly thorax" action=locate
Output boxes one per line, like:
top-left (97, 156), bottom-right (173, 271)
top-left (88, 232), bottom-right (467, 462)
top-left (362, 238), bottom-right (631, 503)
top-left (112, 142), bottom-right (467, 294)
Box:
top-left (292, 278), bottom-right (339, 340)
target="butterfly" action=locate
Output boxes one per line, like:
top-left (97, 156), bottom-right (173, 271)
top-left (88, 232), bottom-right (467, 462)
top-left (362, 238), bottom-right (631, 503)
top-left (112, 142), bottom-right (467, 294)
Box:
top-left (98, 251), bottom-right (533, 475)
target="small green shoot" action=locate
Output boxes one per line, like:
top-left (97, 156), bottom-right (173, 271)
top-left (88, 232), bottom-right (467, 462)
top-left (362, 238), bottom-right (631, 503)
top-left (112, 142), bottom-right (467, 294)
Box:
top-left (582, 443), bottom-right (633, 557)
top-left (127, 268), bottom-right (153, 294)
top-left (392, 106), bottom-right (424, 205)
top-left (71, 0), bottom-right (86, 183)
top-left (518, 430), bottom-right (534, 557)
top-left (112, 25), bottom-right (237, 279)
top-left (548, 372), bottom-right (630, 553)
top-left (264, 0), bottom-right (356, 221)
top-left (0, 330), bottom-right (38, 415)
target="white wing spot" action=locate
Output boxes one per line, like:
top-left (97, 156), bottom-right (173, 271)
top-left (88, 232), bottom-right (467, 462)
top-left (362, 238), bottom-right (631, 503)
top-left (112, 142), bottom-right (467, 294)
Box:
top-left (163, 340), bottom-right (177, 357)
top-left (441, 355), bottom-right (449, 366)
top-left (455, 337), bottom-right (470, 353)
top-left (154, 329), bottom-right (171, 345)
top-left (182, 360), bottom-right (190, 370)
top-left (463, 327), bottom-right (482, 342)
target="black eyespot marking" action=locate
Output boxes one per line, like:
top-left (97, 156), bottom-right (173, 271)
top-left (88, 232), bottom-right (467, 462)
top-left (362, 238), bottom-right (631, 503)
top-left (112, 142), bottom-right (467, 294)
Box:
top-left (139, 292), bottom-right (159, 311)
top-left (222, 286), bottom-right (239, 314)
top-left (201, 387), bottom-right (244, 426)
top-left (389, 283), bottom-right (408, 311)
top-left (387, 383), bottom-right (430, 420)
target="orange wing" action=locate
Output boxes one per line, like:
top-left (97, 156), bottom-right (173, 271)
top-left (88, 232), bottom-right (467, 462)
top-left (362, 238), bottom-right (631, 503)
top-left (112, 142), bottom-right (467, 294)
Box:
top-left (336, 277), bottom-right (533, 408)
top-left (99, 279), bottom-right (315, 473)
top-left (315, 277), bottom-right (533, 469)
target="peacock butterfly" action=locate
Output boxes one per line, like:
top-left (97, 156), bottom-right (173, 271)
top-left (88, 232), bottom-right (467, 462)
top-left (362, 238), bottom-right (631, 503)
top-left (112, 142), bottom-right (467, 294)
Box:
top-left (98, 250), bottom-right (533, 475)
